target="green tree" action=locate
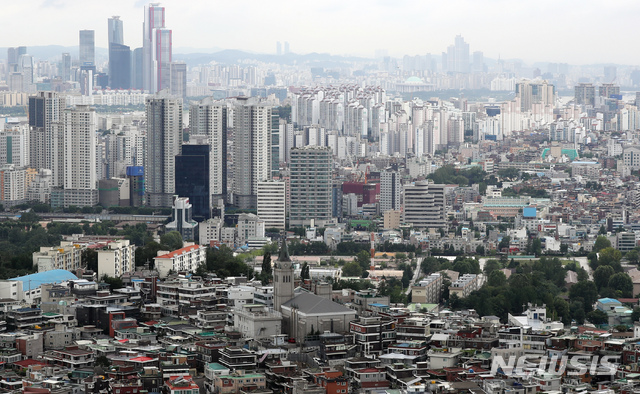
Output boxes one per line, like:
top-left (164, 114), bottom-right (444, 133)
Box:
top-left (341, 262), bottom-right (363, 277)
top-left (626, 249), bottom-right (640, 264)
top-left (593, 236), bottom-right (611, 253)
top-left (586, 309), bottom-right (609, 325)
top-left (569, 281), bottom-right (598, 312)
top-left (82, 249), bottom-right (98, 272)
top-left (95, 355), bottom-right (111, 367)
top-left (356, 250), bottom-right (371, 271)
top-left (608, 273), bottom-right (633, 298)
top-left (102, 275), bottom-right (123, 290)
top-left (301, 262), bottom-right (310, 280)
top-left (487, 270), bottom-right (507, 287)
top-left (160, 231), bottom-right (183, 250)
top-left (593, 265), bottom-right (615, 291)
top-left (262, 252), bottom-right (272, 276)
top-left (483, 259), bottom-right (501, 275)
top-left (598, 247), bottom-right (622, 270)
top-left (498, 236), bottom-right (511, 252)
top-left (553, 297), bottom-right (571, 325)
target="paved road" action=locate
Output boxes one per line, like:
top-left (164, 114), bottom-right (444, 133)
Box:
top-left (405, 257), bottom-right (423, 296)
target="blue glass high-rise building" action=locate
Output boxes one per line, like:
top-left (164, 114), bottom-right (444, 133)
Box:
top-left (175, 145), bottom-right (210, 219)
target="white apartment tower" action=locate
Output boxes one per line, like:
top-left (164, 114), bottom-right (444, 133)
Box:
top-left (380, 169), bottom-right (401, 213)
top-left (189, 97), bottom-right (227, 203)
top-left (63, 105), bottom-right (97, 192)
top-left (28, 91), bottom-right (66, 187)
top-left (145, 92), bottom-right (183, 207)
top-left (232, 97), bottom-right (272, 209)
top-left (257, 180), bottom-right (286, 230)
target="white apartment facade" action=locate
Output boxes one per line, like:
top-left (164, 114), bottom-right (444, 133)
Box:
top-left (257, 180), bottom-right (286, 230)
top-left (97, 240), bottom-right (135, 278)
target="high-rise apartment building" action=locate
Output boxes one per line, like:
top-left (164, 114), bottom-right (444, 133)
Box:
top-left (257, 180), bottom-right (286, 230)
top-left (143, 4), bottom-right (172, 93)
top-left (575, 83), bottom-right (596, 106)
top-left (60, 105), bottom-right (97, 207)
top-left (189, 97), bottom-right (228, 203)
top-left (599, 83), bottom-right (620, 99)
top-left (0, 128), bottom-right (29, 167)
top-left (170, 62), bottom-right (187, 99)
top-left (145, 92), bottom-right (183, 207)
top-left (289, 146), bottom-right (333, 226)
top-left (515, 80), bottom-right (555, 112)
top-left (403, 181), bottom-right (446, 229)
top-left (232, 97), bottom-right (272, 209)
top-left (380, 169), bottom-right (401, 213)
top-left (28, 92), bottom-right (66, 187)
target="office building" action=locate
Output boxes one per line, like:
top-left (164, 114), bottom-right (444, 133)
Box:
top-left (108, 16), bottom-right (124, 46)
top-left (108, 17), bottom-right (131, 90)
top-left (257, 180), bottom-right (286, 230)
top-left (380, 169), bottom-right (401, 213)
top-left (143, 4), bottom-right (172, 93)
top-left (126, 166), bottom-right (144, 207)
top-left (445, 35), bottom-right (469, 73)
top-left (131, 47), bottom-right (144, 90)
top-left (289, 146), bottom-right (333, 226)
top-left (79, 30), bottom-right (96, 95)
top-left (166, 196), bottom-right (198, 241)
top-left (145, 93), bottom-right (183, 207)
top-left (170, 62), bottom-right (187, 99)
top-left (189, 97), bottom-right (228, 203)
top-left (175, 144), bottom-right (211, 219)
top-left (403, 181), bottom-right (446, 229)
top-left (79, 30), bottom-right (95, 66)
top-left (232, 97), bottom-right (272, 209)
top-left (61, 53), bottom-right (71, 81)
top-left (29, 91), bottom-right (66, 187)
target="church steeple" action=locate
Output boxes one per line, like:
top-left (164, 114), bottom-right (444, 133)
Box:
top-left (278, 238), bottom-right (291, 263)
top-left (273, 237), bottom-right (294, 313)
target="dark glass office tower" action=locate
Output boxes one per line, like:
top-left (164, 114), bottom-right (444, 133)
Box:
top-left (109, 43), bottom-right (131, 89)
top-left (175, 145), bottom-right (210, 219)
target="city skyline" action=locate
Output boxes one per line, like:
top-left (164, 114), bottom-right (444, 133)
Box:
top-left (3, 0), bottom-right (640, 65)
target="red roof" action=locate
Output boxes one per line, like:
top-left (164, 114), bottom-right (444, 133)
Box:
top-left (356, 368), bottom-right (382, 373)
top-left (155, 245), bottom-right (203, 259)
top-left (130, 356), bottom-right (154, 362)
top-left (13, 359), bottom-right (48, 367)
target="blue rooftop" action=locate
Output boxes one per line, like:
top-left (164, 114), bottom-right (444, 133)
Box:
top-left (10, 269), bottom-right (78, 292)
top-left (598, 298), bottom-right (621, 304)
top-left (370, 303), bottom-right (389, 308)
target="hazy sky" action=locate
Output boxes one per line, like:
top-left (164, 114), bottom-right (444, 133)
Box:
top-left (4, 0), bottom-right (640, 65)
